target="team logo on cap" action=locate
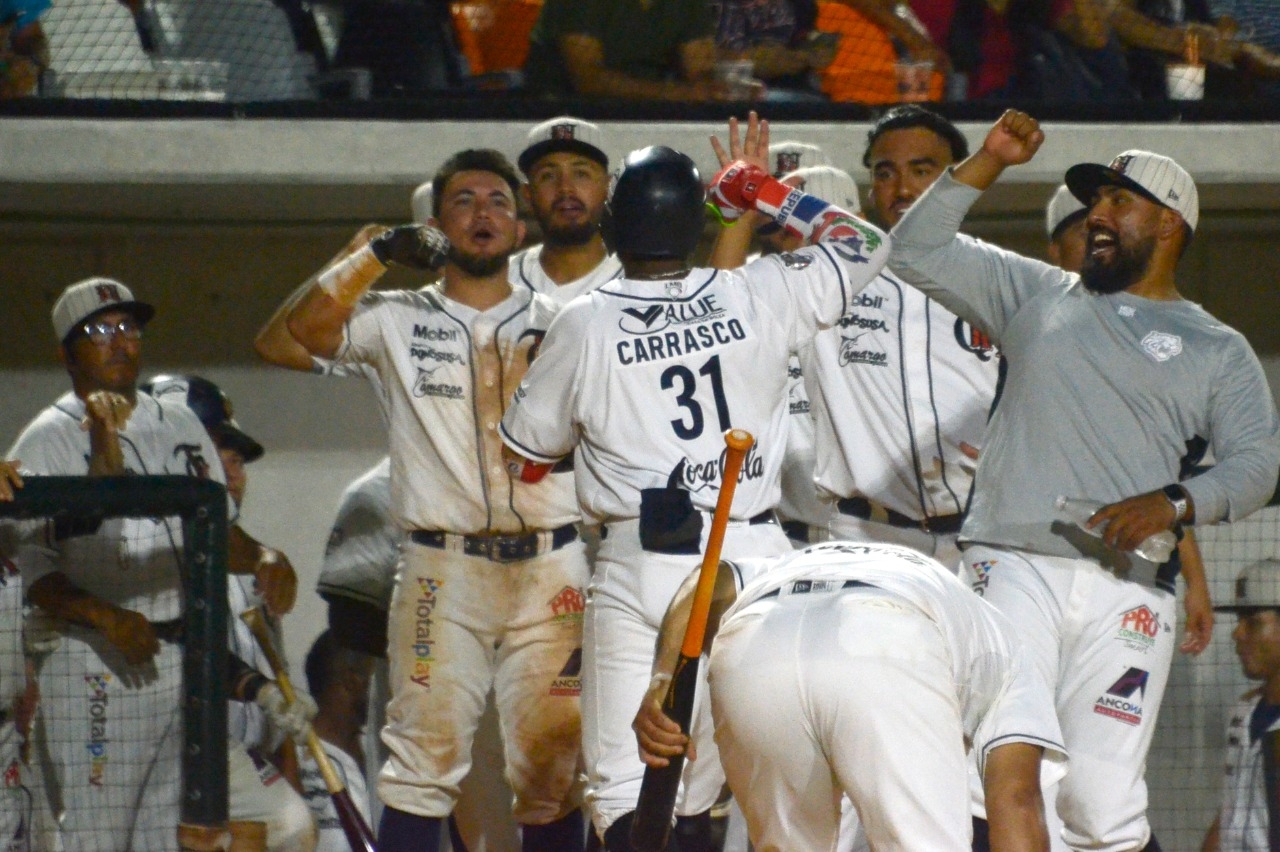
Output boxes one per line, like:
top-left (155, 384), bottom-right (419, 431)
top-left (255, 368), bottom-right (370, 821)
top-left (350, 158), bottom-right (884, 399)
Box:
top-left (1140, 331), bottom-right (1182, 362)
top-left (550, 123), bottom-right (577, 140)
top-left (1110, 154), bottom-right (1134, 174)
top-left (95, 283), bottom-right (122, 303)
top-left (774, 151), bottom-right (801, 175)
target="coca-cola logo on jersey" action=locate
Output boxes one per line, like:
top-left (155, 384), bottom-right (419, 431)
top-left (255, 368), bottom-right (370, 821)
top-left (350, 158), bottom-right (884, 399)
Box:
top-left (671, 444), bottom-right (764, 493)
top-left (618, 295), bottom-right (724, 335)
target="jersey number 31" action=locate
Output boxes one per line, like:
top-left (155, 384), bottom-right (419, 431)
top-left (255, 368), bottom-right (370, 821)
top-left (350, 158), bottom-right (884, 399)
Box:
top-left (661, 355), bottom-right (732, 440)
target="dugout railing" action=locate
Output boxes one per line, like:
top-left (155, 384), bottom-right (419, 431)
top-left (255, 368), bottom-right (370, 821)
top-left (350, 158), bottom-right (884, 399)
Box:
top-left (0, 475), bottom-right (229, 846)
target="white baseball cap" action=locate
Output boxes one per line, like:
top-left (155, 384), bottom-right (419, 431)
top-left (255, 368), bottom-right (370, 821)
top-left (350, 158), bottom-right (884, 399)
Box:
top-left (52, 277), bottom-right (155, 344)
top-left (1065, 150), bottom-right (1199, 232)
top-left (786, 165), bottom-right (861, 215)
top-left (1215, 559), bottom-right (1280, 612)
top-left (411, 181), bottom-right (433, 225)
top-left (771, 141), bottom-right (831, 177)
top-left (518, 116), bottom-right (608, 175)
top-left (1045, 184), bottom-right (1087, 239)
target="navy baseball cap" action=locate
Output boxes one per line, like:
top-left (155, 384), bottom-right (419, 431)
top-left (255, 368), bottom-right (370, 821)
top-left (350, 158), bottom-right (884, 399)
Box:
top-left (143, 374), bottom-right (265, 463)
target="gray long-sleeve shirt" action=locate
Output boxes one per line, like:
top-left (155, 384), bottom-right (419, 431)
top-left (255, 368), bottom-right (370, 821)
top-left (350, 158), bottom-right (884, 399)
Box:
top-left (889, 171), bottom-right (1280, 561)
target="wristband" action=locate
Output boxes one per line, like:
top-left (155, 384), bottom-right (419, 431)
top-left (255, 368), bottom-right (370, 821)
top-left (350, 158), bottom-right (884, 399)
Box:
top-left (316, 243), bottom-right (385, 307)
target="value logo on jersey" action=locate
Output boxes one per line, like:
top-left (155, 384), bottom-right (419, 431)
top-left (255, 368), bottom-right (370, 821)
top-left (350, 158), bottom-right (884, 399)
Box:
top-left (1116, 605), bottom-right (1159, 652)
top-left (85, 674), bottom-right (112, 786)
top-left (618, 295), bottom-right (726, 335)
top-left (549, 586), bottom-right (585, 624)
top-left (1093, 667), bottom-right (1149, 726)
top-left (410, 577), bottom-right (443, 690)
top-left (412, 366), bottom-right (464, 400)
top-left (954, 319), bottom-right (996, 362)
top-left (550, 648), bottom-right (582, 697)
top-left (1141, 331), bottom-right (1183, 362)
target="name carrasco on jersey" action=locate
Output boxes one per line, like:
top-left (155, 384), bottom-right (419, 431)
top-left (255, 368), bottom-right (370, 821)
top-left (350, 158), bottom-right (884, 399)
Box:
top-left (616, 294), bottom-right (750, 365)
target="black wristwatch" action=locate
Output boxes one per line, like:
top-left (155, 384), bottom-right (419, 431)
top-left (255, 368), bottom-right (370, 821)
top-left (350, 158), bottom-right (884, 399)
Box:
top-left (1162, 484), bottom-right (1189, 523)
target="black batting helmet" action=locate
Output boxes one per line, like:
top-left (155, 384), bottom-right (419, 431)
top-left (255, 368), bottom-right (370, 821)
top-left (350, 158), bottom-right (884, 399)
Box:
top-left (608, 146), bottom-right (705, 261)
top-left (141, 374), bottom-right (265, 462)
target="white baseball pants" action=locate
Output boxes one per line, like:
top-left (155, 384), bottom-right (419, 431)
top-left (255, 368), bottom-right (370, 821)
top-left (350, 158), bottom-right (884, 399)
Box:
top-left (964, 546), bottom-right (1176, 851)
top-left (709, 588), bottom-right (971, 851)
top-left (378, 540), bottom-right (587, 825)
top-left (581, 520), bottom-right (791, 837)
top-left (828, 513), bottom-right (963, 574)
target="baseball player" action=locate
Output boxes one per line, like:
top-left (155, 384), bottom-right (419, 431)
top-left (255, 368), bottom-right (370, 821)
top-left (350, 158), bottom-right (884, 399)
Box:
top-left (513, 116), bottom-right (622, 304)
top-left (634, 541), bottom-right (1067, 851)
top-left (889, 110), bottom-right (1280, 850)
top-left (279, 148), bottom-right (587, 852)
top-left (298, 630), bottom-right (376, 852)
top-left (143, 374), bottom-right (316, 851)
top-left (4, 279), bottom-right (234, 849)
top-left (0, 461), bottom-right (37, 850)
top-left (1203, 559), bottom-right (1280, 851)
top-left (499, 113), bottom-right (892, 848)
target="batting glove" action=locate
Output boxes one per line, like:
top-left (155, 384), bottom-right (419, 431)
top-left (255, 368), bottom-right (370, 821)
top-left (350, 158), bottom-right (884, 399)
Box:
top-left (255, 682), bottom-right (318, 742)
top-left (369, 225), bottom-right (451, 271)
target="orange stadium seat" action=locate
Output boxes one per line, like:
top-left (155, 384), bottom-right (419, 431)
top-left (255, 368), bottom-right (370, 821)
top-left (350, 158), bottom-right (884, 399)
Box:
top-left (451, 0), bottom-right (542, 76)
top-left (816, 1), bottom-right (943, 104)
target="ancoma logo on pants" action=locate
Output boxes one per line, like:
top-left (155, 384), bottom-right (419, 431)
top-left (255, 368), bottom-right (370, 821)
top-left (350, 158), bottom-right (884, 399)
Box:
top-left (86, 674), bottom-right (112, 786)
top-left (410, 578), bottom-right (443, 690)
top-left (1093, 667), bottom-right (1149, 726)
top-left (550, 648), bottom-right (582, 697)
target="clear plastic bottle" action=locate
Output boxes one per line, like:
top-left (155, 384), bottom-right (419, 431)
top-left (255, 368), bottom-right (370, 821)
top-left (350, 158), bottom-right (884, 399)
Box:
top-left (1054, 496), bottom-right (1178, 563)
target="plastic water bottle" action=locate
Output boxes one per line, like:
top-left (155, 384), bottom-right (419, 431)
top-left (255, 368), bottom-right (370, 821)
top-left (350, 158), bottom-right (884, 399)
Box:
top-left (1054, 496), bottom-right (1178, 563)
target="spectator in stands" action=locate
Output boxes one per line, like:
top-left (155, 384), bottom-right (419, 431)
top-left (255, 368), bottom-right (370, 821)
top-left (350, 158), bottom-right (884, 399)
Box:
top-left (1203, 559), bottom-right (1280, 851)
top-left (1016, 0), bottom-right (1138, 100)
top-left (300, 630), bottom-right (376, 852)
top-left (0, 0), bottom-right (49, 98)
top-left (333, 0), bottom-right (465, 96)
top-left (524, 0), bottom-right (748, 100)
top-left (709, 0), bottom-right (838, 98)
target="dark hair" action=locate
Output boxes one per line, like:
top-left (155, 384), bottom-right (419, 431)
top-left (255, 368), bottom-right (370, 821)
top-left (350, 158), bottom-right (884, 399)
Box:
top-left (431, 149), bottom-right (522, 218)
top-left (304, 629), bottom-right (369, 697)
top-left (862, 105), bottom-right (970, 168)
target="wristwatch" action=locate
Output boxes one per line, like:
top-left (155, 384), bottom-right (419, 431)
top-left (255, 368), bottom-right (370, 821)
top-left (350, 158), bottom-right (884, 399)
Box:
top-left (1162, 484), bottom-right (1189, 523)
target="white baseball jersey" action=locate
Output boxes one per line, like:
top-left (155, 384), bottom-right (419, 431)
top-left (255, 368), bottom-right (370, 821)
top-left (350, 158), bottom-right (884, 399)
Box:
top-left (1217, 690), bottom-right (1280, 850)
top-left (777, 355), bottom-right (827, 530)
top-left (301, 739), bottom-right (371, 852)
top-left (7, 391), bottom-right (226, 622)
top-left (802, 268), bottom-right (999, 519)
top-left (333, 284), bottom-right (577, 534)
top-left (500, 237), bottom-right (891, 524)
top-left (723, 542), bottom-right (1067, 773)
top-left (510, 244), bottom-right (623, 305)
top-left (316, 456), bottom-right (398, 610)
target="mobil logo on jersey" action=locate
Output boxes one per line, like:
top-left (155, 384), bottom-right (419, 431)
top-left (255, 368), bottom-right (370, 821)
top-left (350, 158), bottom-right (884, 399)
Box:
top-left (618, 294), bottom-right (726, 335)
top-left (1116, 605), bottom-right (1160, 652)
top-left (85, 673), bottom-right (112, 786)
top-left (548, 586), bottom-right (585, 625)
top-left (1093, 667), bottom-right (1149, 726)
top-left (410, 577), bottom-right (443, 690)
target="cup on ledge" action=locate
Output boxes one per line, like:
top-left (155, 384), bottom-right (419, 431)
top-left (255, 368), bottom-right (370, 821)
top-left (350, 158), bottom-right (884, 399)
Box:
top-left (1165, 62), bottom-right (1206, 100)
top-left (894, 59), bottom-right (934, 103)
top-left (714, 58), bottom-right (757, 100)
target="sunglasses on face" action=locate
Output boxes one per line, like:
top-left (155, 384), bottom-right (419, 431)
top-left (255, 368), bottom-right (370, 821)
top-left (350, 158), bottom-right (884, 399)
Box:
top-left (79, 318), bottom-right (143, 346)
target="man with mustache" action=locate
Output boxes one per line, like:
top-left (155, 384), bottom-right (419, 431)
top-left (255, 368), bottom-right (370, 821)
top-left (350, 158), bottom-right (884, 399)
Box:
top-left (889, 110), bottom-right (1280, 851)
top-left (283, 149), bottom-right (588, 852)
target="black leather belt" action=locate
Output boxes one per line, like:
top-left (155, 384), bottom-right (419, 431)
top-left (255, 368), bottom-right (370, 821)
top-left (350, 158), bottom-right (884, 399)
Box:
top-left (760, 579), bottom-right (875, 599)
top-left (409, 524), bottom-right (578, 563)
top-left (836, 497), bottom-right (964, 535)
top-left (781, 520), bottom-right (811, 542)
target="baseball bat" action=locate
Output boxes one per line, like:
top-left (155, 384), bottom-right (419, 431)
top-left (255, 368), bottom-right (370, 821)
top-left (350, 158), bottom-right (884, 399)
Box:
top-left (241, 607), bottom-right (378, 852)
top-left (630, 428), bottom-right (755, 852)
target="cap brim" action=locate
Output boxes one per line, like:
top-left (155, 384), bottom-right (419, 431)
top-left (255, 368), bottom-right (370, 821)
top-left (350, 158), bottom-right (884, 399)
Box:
top-left (1213, 603), bottom-right (1280, 613)
top-left (1064, 163), bottom-right (1165, 212)
top-left (518, 139), bottom-right (608, 175)
top-left (1048, 209), bottom-right (1087, 242)
top-left (210, 423), bottom-right (264, 463)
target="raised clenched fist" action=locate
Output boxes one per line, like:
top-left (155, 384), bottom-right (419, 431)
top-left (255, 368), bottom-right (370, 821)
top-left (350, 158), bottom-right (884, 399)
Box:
top-left (82, 391), bottom-right (134, 433)
top-left (981, 110), bottom-right (1045, 169)
top-left (369, 225), bottom-right (451, 271)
